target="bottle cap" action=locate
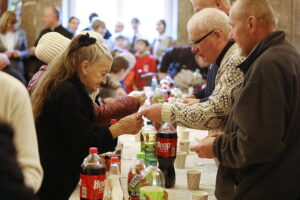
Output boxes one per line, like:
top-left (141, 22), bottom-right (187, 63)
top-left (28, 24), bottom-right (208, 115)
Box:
top-left (148, 158), bottom-right (157, 165)
top-left (110, 119), bottom-right (117, 124)
top-left (110, 156), bottom-right (119, 163)
top-left (137, 152), bottom-right (145, 159)
top-left (146, 121), bottom-right (153, 125)
top-left (89, 147), bottom-right (98, 154)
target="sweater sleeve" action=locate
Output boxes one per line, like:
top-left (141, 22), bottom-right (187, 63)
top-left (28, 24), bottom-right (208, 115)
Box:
top-left (161, 61), bottom-right (244, 131)
top-left (17, 29), bottom-right (29, 59)
top-left (57, 86), bottom-right (117, 159)
top-left (94, 96), bottom-right (140, 125)
top-left (8, 77), bottom-right (43, 192)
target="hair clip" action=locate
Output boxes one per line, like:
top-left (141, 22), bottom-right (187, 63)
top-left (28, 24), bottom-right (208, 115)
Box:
top-left (79, 33), bottom-right (96, 47)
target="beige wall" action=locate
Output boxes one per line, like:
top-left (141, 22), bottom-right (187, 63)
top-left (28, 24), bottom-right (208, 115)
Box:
top-left (177, 0), bottom-right (300, 50)
top-left (21, 0), bottom-right (62, 47)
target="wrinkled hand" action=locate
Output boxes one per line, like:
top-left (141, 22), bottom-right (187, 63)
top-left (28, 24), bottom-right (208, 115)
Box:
top-left (110, 113), bottom-right (143, 138)
top-left (140, 103), bottom-right (163, 123)
top-left (190, 136), bottom-right (216, 158)
top-left (180, 98), bottom-right (200, 105)
top-left (12, 50), bottom-right (20, 58)
top-left (116, 87), bottom-right (127, 97)
top-left (132, 93), bottom-right (146, 106)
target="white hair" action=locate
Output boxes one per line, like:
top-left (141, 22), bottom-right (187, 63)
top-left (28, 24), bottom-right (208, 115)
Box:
top-left (187, 8), bottom-right (231, 37)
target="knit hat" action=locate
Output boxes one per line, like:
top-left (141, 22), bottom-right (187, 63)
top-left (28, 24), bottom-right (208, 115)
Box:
top-left (35, 32), bottom-right (70, 64)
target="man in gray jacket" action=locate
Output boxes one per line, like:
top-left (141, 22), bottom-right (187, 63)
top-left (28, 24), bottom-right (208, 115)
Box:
top-left (191, 0), bottom-right (300, 199)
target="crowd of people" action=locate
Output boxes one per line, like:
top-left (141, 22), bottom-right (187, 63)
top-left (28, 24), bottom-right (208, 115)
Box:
top-left (1, 0), bottom-right (300, 199)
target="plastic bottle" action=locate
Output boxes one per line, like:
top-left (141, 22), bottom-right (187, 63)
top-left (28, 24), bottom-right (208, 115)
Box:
top-left (80, 147), bottom-right (106, 200)
top-left (192, 68), bottom-right (203, 93)
top-left (151, 76), bottom-right (158, 92)
top-left (139, 159), bottom-right (165, 200)
top-left (104, 157), bottom-right (123, 200)
top-left (157, 122), bottom-right (178, 188)
top-left (128, 152), bottom-right (146, 200)
top-left (141, 121), bottom-right (157, 164)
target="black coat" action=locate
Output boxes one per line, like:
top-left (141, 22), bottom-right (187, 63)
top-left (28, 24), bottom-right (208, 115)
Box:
top-left (213, 31), bottom-right (300, 199)
top-left (0, 121), bottom-right (37, 200)
top-left (36, 75), bottom-right (117, 200)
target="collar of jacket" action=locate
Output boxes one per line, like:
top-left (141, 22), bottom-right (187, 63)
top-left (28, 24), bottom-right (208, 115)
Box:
top-left (69, 74), bottom-right (91, 95)
top-left (216, 40), bottom-right (235, 66)
top-left (237, 31), bottom-right (286, 75)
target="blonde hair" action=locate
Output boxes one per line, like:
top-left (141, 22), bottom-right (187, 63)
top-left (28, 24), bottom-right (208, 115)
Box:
top-left (0, 11), bottom-right (17, 34)
top-left (31, 33), bottom-right (112, 118)
top-left (187, 8), bottom-right (231, 38)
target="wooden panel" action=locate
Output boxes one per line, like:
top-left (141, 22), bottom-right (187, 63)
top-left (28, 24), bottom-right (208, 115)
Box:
top-left (177, 0), bottom-right (193, 45)
top-left (0, 0), bottom-right (8, 16)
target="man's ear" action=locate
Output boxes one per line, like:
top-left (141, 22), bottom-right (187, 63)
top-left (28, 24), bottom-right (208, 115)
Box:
top-left (248, 16), bottom-right (258, 34)
top-left (80, 60), bottom-right (89, 76)
top-left (214, 30), bottom-right (224, 45)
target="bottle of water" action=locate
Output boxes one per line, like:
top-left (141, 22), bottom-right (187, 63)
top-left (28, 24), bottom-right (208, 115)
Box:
top-left (104, 157), bottom-right (123, 200)
top-left (139, 159), bottom-right (165, 200)
top-left (151, 76), bottom-right (158, 92)
top-left (128, 152), bottom-right (146, 200)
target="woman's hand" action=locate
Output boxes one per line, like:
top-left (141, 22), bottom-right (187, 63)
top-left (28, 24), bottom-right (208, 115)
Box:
top-left (132, 93), bottom-right (146, 106)
top-left (109, 113), bottom-right (144, 138)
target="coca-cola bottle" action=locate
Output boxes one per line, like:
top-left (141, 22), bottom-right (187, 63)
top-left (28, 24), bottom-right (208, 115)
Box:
top-left (80, 147), bottom-right (106, 200)
top-left (157, 122), bottom-right (177, 188)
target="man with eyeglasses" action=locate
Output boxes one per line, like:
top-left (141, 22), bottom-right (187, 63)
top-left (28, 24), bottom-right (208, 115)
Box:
top-left (182, 0), bottom-right (232, 105)
top-left (141, 8), bottom-right (244, 133)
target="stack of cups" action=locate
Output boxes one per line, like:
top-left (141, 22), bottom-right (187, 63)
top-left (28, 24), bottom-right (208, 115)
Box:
top-left (175, 151), bottom-right (187, 169)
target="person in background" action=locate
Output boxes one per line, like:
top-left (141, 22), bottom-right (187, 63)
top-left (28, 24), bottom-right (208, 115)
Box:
top-left (114, 35), bottom-right (129, 52)
top-left (31, 33), bottom-right (144, 200)
top-left (158, 45), bottom-right (208, 91)
top-left (191, 0), bottom-right (300, 199)
top-left (82, 12), bottom-right (112, 39)
top-left (114, 21), bottom-right (125, 37)
top-left (99, 56), bottom-right (129, 99)
top-left (0, 120), bottom-right (38, 200)
top-left (0, 71), bottom-right (43, 193)
top-left (152, 19), bottom-right (174, 67)
top-left (0, 53), bottom-right (26, 84)
top-left (125, 38), bottom-right (156, 92)
top-left (29, 6), bottom-right (73, 57)
top-left (0, 10), bottom-right (28, 76)
top-left (129, 17), bottom-right (142, 53)
top-left (91, 18), bottom-right (113, 49)
top-left (28, 31), bottom-right (144, 126)
top-left (141, 8), bottom-right (244, 133)
top-left (67, 16), bottom-right (80, 36)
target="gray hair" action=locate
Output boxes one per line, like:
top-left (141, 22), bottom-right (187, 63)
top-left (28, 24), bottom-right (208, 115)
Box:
top-left (187, 8), bottom-right (231, 37)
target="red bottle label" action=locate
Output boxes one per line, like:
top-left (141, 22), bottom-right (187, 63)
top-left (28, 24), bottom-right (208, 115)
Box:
top-left (157, 138), bottom-right (177, 157)
top-left (80, 174), bottom-right (105, 199)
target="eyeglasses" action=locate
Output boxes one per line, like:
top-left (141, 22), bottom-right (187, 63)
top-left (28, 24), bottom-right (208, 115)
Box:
top-left (190, 30), bottom-right (215, 48)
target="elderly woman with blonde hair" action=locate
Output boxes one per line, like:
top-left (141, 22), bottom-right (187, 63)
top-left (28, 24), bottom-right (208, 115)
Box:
top-left (31, 33), bottom-right (144, 200)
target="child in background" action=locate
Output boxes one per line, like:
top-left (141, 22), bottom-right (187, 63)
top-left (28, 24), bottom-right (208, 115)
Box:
top-left (125, 39), bottom-right (156, 92)
top-left (99, 56), bottom-right (129, 99)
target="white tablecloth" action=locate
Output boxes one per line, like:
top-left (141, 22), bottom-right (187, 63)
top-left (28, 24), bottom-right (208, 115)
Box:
top-left (70, 128), bottom-right (217, 200)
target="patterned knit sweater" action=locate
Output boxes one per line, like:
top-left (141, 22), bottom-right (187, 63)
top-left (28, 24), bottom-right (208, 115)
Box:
top-left (161, 43), bottom-right (245, 132)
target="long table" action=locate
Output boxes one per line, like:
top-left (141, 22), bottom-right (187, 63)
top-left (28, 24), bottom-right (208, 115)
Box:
top-left (69, 128), bottom-right (217, 200)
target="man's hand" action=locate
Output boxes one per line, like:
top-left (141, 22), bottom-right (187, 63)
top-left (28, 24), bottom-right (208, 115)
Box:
top-left (140, 103), bottom-right (163, 123)
top-left (116, 87), bottom-right (127, 97)
top-left (180, 98), bottom-right (200, 105)
top-left (209, 132), bottom-right (224, 137)
top-left (190, 136), bottom-right (216, 158)
top-left (132, 93), bottom-right (146, 106)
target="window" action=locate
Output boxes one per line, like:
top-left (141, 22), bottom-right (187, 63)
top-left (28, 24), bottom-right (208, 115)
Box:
top-left (63, 0), bottom-right (177, 41)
